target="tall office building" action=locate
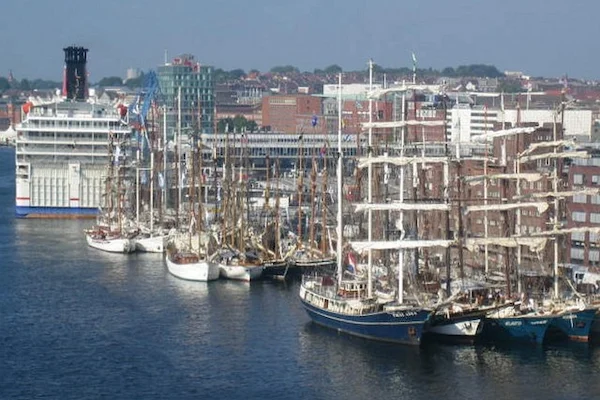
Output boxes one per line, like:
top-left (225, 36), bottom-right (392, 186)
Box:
top-left (157, 54), bottom-right (214, 136)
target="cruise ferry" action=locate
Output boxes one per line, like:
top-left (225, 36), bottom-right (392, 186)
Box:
top-left (15, 47), bottom-right (130, 218)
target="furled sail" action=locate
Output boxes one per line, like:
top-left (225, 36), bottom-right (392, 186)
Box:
top-left (464, 237), bottom-right (548, 253)
top-left (465, 202), bottom-right (549, 214)
top-left (350, 239), bottom-right (455, 253)
top-left (354, 202), bottom-right (450, 213)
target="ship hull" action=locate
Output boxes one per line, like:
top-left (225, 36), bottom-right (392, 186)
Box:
top-left (218, 264), bottom-right (264, 282)
top-left (262, 260), bottom-right (291, 280)
top-left (549, 308), bottom-right (597, 342)
top-left (480, 315), bottom-right (552, 345)
top-left (16, 206), bottom-right (98, 219)
top-left (424, 314), bottom-right (484, 344)
top-left (166, 257), bottom-right (220, 282)
top-left (299, 284), bottom-right (430, 345)
top-left (85, 234), bottom-right (136, 253)
top-left (135, 235), bottom-right (168, 253)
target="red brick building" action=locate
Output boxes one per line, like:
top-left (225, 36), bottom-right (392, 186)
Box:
top-left (567, 150), bottom-right (600, 268)
top-left (0, 101), bottom-right (21, 131)
top-left (261, 95), bottom-right (323, 134)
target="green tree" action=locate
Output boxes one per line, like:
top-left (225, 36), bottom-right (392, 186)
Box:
top-left (30, 79), bottom-right (61, 90)
top-left (217, 117), bottom-right (234, 133)
top-left (498, 80), bottom-right (525, 93)
top-left (0, 77), bottom-right (9, 91)
top-left (270, 65), bottom-right (299, 74)
top-left (247, 120), bottom-right (258, 133)
top-left (323, 64), bottom-right (342, 74)
top-left (20, 79), bottom-right (31, 91)
top-left (233, 115), bottom-right (248, 132)
top-left (229, 69), bottom-right (246, 80)
top-left (125, 72), bottom-right (145, 88)
top-left (97, 76), bottom-right (123, 87)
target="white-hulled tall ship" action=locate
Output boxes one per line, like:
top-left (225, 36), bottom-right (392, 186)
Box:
top-left (15, 46), bottom-right (130, 218)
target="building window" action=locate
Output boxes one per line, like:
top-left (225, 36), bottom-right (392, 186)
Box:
top-left (591, 213), bottom-right (600, 223)
top-left (571, 248), bottom-right (585, 260)
top-left (590, 250), bottom-right (600, 262)
top-left (592, 195), bottom-right (600, 205)
top-left (574, 174), bottom-right (583, 185)
top-left (572, 212), bottom-right (586, 222)
top-left (571, 231), bottom-right (585, 242)
top-left (593, 175), bottom-right (600, 185)
top-left (574, 194), bottom-right (587, 203)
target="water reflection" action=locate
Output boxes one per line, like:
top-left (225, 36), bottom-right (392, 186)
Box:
top-left (298, 321), bottom-right (600, 400)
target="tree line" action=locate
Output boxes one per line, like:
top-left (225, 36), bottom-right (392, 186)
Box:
top-left (0, 63), bottom-right (507, 93)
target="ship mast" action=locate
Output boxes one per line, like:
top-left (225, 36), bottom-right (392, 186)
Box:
top-left (336, 72), bottom-right (344, 282)
top-left (367, 59), bottom-right (374, 298)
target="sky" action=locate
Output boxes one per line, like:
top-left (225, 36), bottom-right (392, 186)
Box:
top-left (1, 0), bottom-right (599, 81)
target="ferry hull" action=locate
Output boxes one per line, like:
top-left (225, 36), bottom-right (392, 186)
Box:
top-left (300, 297), bottom-right (430, 346)
top-left (549, 308), bottom-right (597, 342)
top-left (481, 315), bottom-right (552, 345)
top-left (16, 206), bottom-right (98, 219)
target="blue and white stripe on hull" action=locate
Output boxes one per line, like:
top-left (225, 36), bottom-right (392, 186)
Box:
top-left (15, 206), bottom-right (98, 219)
top-left (300, 298), bottom-right (430, 345)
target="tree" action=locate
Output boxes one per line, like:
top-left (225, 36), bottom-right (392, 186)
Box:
top-left (229, 69), bottom-right (246, 80)
top-left (97, 76), bottom-right (123, 87)
top-left (217, 117), bottom-right (234, 133)
top-left (125, 72), bottom-right (145, 89)
top-left (233, 115), bottom-right (247, 132)
top-left (498, 80), bottom-right (525, 93)
top-left (0, 77), bottom-right (10, 91)
top-left (247, 120), bottom-right (258, 133)
top-left (323, 64), bottom-right (342, 74)
top-left (270, 65), bottom-right (299, 74)
top-left (19, 79), bottom-right (31, 91)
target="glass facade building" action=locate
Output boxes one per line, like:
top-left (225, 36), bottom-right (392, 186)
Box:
top-left (157, 54), bottom-right (214, 136)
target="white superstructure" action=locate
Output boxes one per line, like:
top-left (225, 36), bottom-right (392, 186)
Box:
top-left (15, 99), bottom-right (130, 218)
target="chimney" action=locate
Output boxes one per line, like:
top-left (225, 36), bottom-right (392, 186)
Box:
top-left (63, 46), bottom-right (89, 100)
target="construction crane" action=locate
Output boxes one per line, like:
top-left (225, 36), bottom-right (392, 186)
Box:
top-left (128, 71), bottom-right (161, 160)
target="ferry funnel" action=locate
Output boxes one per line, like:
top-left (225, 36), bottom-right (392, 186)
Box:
top-left (63, 46), bottom-right (89, 100)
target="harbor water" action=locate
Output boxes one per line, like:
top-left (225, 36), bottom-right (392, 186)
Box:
top-left (1, 147), bottom-right (600, 400)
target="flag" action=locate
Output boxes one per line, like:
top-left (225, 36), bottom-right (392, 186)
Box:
top-left (141, 171), bottom-right (148, 185)
top-left (157, 172), bottom-right (165, 189)
top-left (412, 52), bottom-right (417, 65)
top-left (346, 253), bottom-right (357, 274)
top-left (343, 134), bottom-right (351, 142)
top-left (311, 115), bottom-right (318, 127)
top-left (320, 145), bottom-right (326, 158)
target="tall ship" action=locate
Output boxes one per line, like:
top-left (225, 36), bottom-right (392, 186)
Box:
top-left (15, 46), bottom-right (130, 218)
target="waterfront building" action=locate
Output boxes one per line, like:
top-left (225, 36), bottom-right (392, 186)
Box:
top-left (157, 54), bottom-right (214, 136)
top-left (567, 148), bottom-right (600, 269)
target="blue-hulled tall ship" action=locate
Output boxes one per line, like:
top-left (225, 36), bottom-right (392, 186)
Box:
top-left (299, 67), bottom-right (448, 345)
